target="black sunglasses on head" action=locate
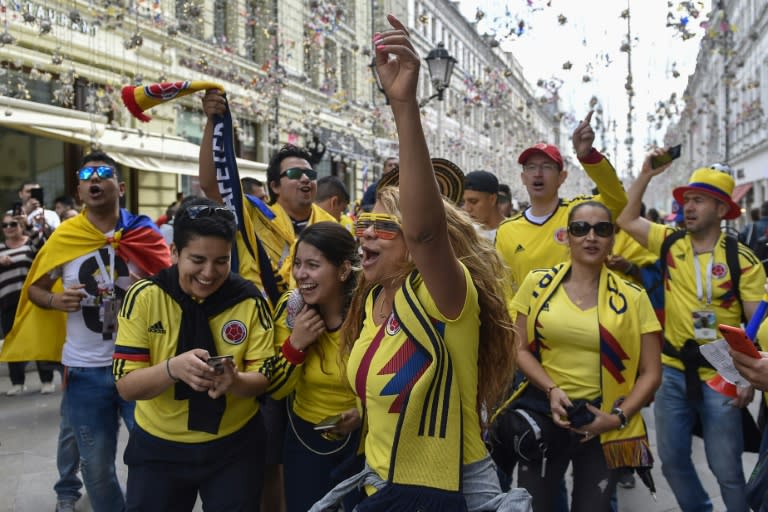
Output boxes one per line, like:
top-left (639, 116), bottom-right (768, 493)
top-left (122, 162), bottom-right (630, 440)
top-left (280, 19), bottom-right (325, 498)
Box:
top-left (183, 205), bottom-right (235, 221)
top-left (567, 221), bottom-right (615, 238)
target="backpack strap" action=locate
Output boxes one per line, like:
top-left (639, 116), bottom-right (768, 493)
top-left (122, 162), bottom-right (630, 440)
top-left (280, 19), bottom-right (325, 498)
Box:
top-left (658, 229), bottom-right (687, 279)
top-left (724, 235), bottom-right (746, 323)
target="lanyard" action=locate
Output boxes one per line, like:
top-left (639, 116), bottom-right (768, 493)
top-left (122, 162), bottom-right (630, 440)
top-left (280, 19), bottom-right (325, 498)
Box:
top-left (692, 244), bottom-right (713, 305)
top-left (94, 245), bottom-right (116, 291)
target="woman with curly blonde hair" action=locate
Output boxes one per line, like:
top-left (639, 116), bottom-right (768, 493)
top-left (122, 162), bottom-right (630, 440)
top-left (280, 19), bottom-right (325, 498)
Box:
top-left (310, 14), bottom-right (529, 512)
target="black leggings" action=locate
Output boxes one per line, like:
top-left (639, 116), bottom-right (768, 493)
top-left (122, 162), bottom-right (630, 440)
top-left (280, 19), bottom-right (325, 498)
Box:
top-left (517, 429), bottom-right (618, 511)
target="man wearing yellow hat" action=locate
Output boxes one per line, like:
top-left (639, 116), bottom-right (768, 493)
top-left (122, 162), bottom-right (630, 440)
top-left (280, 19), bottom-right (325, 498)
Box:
top-left (618, 151), bottom-right (766, 512)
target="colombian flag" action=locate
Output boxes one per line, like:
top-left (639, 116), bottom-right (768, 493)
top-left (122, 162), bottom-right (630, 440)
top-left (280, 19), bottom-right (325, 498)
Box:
top-left (0, 210), bottom-right (170, 362)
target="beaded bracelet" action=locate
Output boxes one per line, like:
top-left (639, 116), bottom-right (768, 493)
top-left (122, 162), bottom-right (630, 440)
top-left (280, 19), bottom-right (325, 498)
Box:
top-left (546, 385), bottom-right (559, 398)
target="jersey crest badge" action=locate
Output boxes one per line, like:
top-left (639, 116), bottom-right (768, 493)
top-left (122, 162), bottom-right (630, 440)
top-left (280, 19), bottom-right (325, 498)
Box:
top-left (385, 314), bottom-right (401, 336)
top-left (554, 227), bottom-right (568, 244)
top-left (711, 263), bottom-right (728, 279)
top-left (222, 320), bottom-right (247, 345)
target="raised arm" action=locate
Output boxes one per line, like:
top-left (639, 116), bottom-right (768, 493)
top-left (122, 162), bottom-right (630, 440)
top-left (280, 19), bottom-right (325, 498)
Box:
top-left (616, 149), bottom-right (671, 248)
top-left (198, 90), bottom-right (227, 203)
top-left (375, 15), bottom-right (464, 318)
top-left (573, 111), bottom-right (627, 219)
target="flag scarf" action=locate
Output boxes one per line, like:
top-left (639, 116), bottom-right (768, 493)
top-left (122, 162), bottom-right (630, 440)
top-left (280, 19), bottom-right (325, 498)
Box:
top-left (0, 210), bottom-right (170, 362)
top-left (122, 80), bottom-right (281, 307)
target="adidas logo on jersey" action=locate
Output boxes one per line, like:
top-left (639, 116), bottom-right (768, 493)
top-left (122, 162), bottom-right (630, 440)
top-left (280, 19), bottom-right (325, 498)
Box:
top-left (148, 321), bottom-right (166, 334)
top-left (515, 244), bottom-right (525, 253)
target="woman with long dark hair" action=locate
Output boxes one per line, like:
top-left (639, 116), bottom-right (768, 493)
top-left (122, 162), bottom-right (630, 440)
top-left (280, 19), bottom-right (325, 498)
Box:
top-left (267, 221), bottom-right (362, 511)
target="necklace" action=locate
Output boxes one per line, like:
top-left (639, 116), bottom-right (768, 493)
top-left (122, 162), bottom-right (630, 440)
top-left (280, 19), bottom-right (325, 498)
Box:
top-left (375, 294), bottom-right (391, 319)
top-left (565, 282), bottom-right (596, 306)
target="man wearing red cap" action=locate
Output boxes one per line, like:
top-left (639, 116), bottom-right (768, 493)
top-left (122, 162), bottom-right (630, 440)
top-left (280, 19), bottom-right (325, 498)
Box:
top-left (617, 151), bottom-right (766, 512)
top-left (495, 111), bottom-right (628, 293)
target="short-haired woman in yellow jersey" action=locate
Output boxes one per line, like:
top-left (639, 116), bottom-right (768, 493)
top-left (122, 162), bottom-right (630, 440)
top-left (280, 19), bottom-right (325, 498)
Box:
top-left (113, 197), bottom-right (275, 510)
top-left (508, 200), bottom-right (662, 510)
top-left (266, 221), bottom-right (362, 511)
top-left (310, 15), bottom-right (530, 512)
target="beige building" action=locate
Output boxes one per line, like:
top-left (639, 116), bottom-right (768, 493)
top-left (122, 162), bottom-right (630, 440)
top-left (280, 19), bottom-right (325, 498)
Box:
top-left (0, 0), bottom-right (557, 217)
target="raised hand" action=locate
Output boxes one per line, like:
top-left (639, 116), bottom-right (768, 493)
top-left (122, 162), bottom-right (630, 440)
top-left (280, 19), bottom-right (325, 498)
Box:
top-left (640, 148), bottom-right (675, 178)
top-left (372, 15), bottom-right (420, 105)
top-left (201, 89), bottom-right (226, 118)
top-left (290, 305), bottom-right (326, 351)
top-left (572, 111), bottom-right (595, 159)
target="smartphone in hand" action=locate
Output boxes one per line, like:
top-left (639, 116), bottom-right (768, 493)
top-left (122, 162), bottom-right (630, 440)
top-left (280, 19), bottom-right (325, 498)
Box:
top-left (30, 187), bottom-right (44, 206)
top-left (207, 354), bottom-right (234, 374)
top-left (719, 324), bottom-right (761, 358)
top-left (313, 414), bottom-right (344, 431)
top-left (651, 144), bottom-right (682, 169)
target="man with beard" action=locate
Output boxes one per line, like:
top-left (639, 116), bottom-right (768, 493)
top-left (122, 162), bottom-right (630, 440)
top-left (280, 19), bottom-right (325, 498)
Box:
top-left (1, 151), bottom-right (170, 511)
top-left (617, 154), bottom-right (766, 512)
top-left (495, 111), bottom-right (628, 295)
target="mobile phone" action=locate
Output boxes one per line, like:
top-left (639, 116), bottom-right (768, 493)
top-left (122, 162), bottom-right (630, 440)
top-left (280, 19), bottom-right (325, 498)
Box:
top-left (313, 414), bottom-right (344, 431)
top-left (651, 144), bottom-right (682, 169)
top-left (719, 324), bottom-right (761, 358)
top-left (30, 187), bottom-right (44, 205)
top-left (207, 354), bottom-right (234, 373)
top-left (11, 202), bottom-right (22, 216)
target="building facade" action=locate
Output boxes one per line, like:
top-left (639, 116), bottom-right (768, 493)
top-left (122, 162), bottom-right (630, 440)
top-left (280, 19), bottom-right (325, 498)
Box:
top-left (654, 0), bottom-right (768, 226)
top-left (0, 0), bottom-right (558, 218)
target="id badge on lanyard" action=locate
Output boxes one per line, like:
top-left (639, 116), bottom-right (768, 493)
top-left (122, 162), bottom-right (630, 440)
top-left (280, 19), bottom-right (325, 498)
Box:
top-left (95, 247), bottom-right (122, 336)
top-left (692, 248), bottom-right (716, 340)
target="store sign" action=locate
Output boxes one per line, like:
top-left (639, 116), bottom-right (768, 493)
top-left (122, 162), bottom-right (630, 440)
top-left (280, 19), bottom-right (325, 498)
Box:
top-left (0, 1), bottom-right (98, 36)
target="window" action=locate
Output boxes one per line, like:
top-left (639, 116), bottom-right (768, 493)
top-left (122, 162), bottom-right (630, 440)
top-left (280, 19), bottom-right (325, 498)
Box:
top-left (213, 0), bottom-right (228, 46)
top-left (246, 0), bottom-right (271, 63)
top-left (340, 49), bottom-right (354, 95)
top-left (304, 27), bottom-right (321, 88)
top-left (175, 0), bottom-right (204, 39)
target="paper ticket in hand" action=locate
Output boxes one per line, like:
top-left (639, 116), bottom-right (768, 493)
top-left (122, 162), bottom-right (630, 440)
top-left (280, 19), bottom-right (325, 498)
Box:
top-left (699, 339), bottom-right (751, 388)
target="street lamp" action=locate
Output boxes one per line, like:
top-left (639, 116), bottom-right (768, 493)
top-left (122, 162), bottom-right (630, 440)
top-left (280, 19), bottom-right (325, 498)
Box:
top-left (369, 42), bottom-right (457, 107)
top-left (420, 42), bottom-right (457, 107)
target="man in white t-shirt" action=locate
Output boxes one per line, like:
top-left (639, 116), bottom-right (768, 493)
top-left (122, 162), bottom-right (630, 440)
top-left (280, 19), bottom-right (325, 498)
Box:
top-left (14, 151), bottom-right (170, 512)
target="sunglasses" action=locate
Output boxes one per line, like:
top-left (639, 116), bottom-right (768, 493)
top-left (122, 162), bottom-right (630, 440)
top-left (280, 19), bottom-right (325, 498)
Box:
top-left (77, 165), bottom-right (115, 181)
top-left (280, 167), bottom-right (317, 181)
top-left (183, 205), bottom-right (236, 221)
top-left (567, 221), bottom-right (615, 238)
top-left (355, 213), bottom-right (401, 240)
top-left (1, 221), bottom-right (19, 228)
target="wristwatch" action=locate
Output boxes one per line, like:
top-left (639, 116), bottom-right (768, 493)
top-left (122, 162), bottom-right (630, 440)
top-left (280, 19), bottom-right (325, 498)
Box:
top-left (611, 407), bottom-right (628, 429)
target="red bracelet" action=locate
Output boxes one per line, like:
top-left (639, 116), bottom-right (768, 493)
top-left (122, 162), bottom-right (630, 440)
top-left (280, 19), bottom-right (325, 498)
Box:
top-left (281, 337), bottom-right (307, 365)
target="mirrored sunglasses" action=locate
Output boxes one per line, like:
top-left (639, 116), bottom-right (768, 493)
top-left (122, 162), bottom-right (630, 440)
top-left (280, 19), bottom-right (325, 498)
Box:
top-left (567, 221), bottom-right (614, 238)
top-left (280, 167), bottom-right (317, 180)
top-left (183, 205), bottom-right (235, 221)
top-left (77, 165), bottom-right (115, 181)
top-left (355, 213), bottom-right (401, 240)
top-left (1, 221), bottom-right (19, 228)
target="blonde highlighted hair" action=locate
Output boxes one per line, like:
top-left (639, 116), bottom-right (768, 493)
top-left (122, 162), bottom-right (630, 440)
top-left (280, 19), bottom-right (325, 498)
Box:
top-left (340, 187), bottom-right (516, 419)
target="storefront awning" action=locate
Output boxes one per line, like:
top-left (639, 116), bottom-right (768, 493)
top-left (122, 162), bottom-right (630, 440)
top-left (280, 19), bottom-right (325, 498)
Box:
top-left (0, 97), bottom-right (266, 179)
top-left (732, 182), bottom-right (753, 203)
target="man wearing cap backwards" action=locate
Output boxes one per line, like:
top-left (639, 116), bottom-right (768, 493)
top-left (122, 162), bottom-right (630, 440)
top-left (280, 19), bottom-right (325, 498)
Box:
top-left (617, 151), bottom-right (766, 512)
top-left (495, 111), bottom-right (628, 293)
top-left (462, 170), bottom-right (504, 240)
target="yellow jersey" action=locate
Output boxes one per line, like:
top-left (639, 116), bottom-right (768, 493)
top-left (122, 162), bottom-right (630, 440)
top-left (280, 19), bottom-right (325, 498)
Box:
top-left (647, 223), bottom-right (766, 379)
top-left (268, 291), bottom-right (357, 424)
top-left (113, 280), bottom-right (274, 443)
